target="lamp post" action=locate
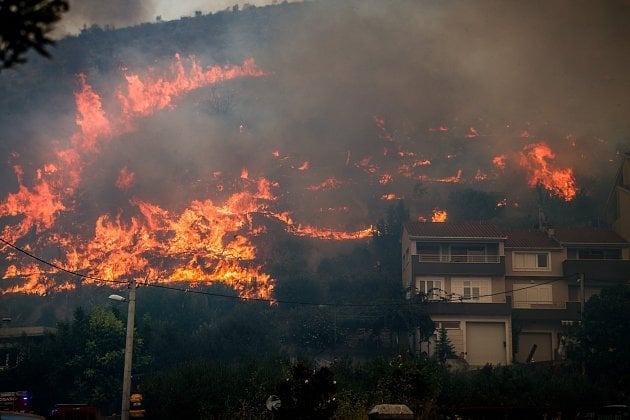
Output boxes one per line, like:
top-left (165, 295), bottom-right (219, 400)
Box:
top-left (109, 278), bottom-right (136, 420)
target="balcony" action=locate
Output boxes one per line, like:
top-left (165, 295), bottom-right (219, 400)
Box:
top-left (424, 299), bottom-right (512, 317)
top-left (411, 254), bottom-right (505, 276)
top-left (563, 259), bottom-right (630, 282)
top-left (512, 301), bottom-right (582, 322)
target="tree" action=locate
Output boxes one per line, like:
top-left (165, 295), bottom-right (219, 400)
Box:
top-left (435, 326), bottom-right (456, 363)
top-left (447, 188), bottom-right (505, 221)
top-left (274, 362), bottom-right (338, 420)
top-left (372, 200), bottom-right (409, 277)
top-left (571, 285), bottom-right (630, 397)
top-left (0, 0), bottom-right (69, 70)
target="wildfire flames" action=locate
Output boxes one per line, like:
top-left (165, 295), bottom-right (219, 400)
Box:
top-left (516, 142), bottom-right (577, 201)
top-left (0, 55), bottom-right (375, 298)
top-left (0, 54), bottom-right (582, 298)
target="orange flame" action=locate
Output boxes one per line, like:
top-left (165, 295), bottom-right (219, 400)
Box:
top-left (116, 167), bottom-right (135, 189)
top-left (465, 127), bottom-right (479, 138)
top-left (1, 55), bottom-right (290, 298)
top-left (306, 178), bottom-right (343, 191)
top-left (518, 142), bottom-right (577, 201)
top-left (493, 155), bottom-right (507, 170)
top-left (432, 209), bottom-right (448, 222)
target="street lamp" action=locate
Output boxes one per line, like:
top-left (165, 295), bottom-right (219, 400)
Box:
top-left (109, 278), bottom-right (136, 420)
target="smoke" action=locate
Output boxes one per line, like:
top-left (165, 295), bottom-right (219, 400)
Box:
top-left (56, 0), bottom-right (157, 35)
top-left (1, 0), bottom-right (630, 295)
top-left (214, 0), bottom-right (630, 216)
top-left (50, 0), bottom-right (630, 224)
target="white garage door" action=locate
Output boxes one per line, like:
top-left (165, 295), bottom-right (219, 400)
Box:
top-left (515, 332), bottom-right (552, 363)
top-left (466, 322), bottom-right (507, 366)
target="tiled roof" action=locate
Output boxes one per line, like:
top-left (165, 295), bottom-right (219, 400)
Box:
top-left (504, 229), bottom-right (562, 249)
top-left (404, 221), bottom-right (506, 239)
top-left (551, 228), bottom-right (629, 245)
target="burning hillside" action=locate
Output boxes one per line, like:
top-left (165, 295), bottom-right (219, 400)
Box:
top-left (1, 0), bottom-right (629, 297)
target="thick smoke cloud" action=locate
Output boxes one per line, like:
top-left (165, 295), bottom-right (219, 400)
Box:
top-left (211, 0), bottom-right (630, 220)
top-left (3, 0), bottom-right (630, 234)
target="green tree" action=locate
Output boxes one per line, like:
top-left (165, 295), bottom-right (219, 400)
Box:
top-left (435, 326), bottom-right (455, 363)
top-left (0, 306), bottom-right (150, 414)
top-left (0, 0), bottom-right (69, 69)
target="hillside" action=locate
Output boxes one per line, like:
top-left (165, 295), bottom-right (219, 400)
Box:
top-left (0, 0), bottom-right (629, 306)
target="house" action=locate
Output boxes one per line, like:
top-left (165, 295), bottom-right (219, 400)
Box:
top-left (402, 221), bottom-right (630, 367)
top-left (401, 221), bottom-right (512, 366)
top-left (605, 151), bottom-right (630, 241)
top-left (504, 228), bottom-right (574, 363)
top-left (0, 323), bottom-right (56, 370)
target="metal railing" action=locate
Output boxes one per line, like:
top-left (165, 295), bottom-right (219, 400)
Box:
top-left (417, 254), bottom-right (501, 263)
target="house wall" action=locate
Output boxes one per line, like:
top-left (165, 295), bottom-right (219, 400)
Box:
top-left (623, 156), bottom-right (630, 185)
top-left (506, 279), bottom-right (569, 308)
top-left (613, 188), bottom-right (630, 241)
top-left (401, 230), bottom-right (413, 295)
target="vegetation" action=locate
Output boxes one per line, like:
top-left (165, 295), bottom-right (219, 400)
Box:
top-left (0, 0), bottom-right (69, 69)
top-left (2, 254), bottom-right (629, 418)
top-left (0, 0), bottom-right (627, 416)
top-left (435, 326), bottom-right (456, 363)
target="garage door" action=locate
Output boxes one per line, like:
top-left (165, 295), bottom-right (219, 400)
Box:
top-left (466, 322), bottom-right (506, 366)
top-left (515, 332), bottom-right (552, 363)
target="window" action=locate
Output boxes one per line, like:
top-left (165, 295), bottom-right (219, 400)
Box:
top-left (451, 277), bottom-right (492, 303)
top-left (512, 252), bottom-right (550, 271)
top-left (434, 320), bottom-right (460, 330)
top-left (463, 280), bottom-right (480, 300)
top-left (513, 283), bottom-right (552, 308)
top-left (415, 277), bottom-right (444, 300)
top-left (577, 248), bottom-right (621, 260)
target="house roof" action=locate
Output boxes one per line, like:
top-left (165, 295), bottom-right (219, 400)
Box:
top-left (404, 221), bottom-right (506, 239)
top-left (551, 227), bottom-right (629, 245)
top-left (505, 229), bottom-right (562, 249)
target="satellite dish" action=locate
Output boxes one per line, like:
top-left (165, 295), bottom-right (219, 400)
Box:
top-left (266, 395), bottom-right (281, 411)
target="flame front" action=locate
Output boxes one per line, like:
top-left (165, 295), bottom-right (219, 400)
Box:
top-left (517, 142), bottom-right (577, 201)
top-left (0, 55), bottom-right (382, 297)
top-left (0, 56), bottom-right (277, 297)
top-left (0, 55), bottom-right (588, 297)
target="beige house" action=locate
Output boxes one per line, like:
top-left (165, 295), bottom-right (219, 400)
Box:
top-left (402, 220), bottom-right (630, 367)
top-left (402, 221), bottom-right (512, 367)
top-left (504, 228), bottom-right (568, 363)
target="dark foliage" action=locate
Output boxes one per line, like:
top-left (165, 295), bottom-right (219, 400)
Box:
top-left (435, 326), bottom-right (455, 363)
top-left (0, 0), bottom-right (69, 69)
top-left (447, 188), bottom-right (506, 222)
top-left (274, 362), bottom-right (338, 420)
top-left (571, 285), bottom-right (630, 398)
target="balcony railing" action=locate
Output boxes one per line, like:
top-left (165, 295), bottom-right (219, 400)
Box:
top-left (417, 254), bottom-right (501, 263)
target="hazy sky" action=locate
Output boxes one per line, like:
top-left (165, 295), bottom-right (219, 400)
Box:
top-left (60, 0), bottom-right (296, 34)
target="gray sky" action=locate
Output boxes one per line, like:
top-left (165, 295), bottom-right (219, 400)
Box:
top-left (59, 0), bottom-right (296, 35)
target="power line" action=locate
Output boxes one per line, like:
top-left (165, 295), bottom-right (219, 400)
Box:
top-left (0, 236), bottom-right (581, 308)
top-left (0, 236), bottom-right (396, 308)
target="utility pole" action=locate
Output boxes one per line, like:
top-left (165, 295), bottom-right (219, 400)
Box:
top-left (578, 273), bottom-right (586, 376)
top-left (578, 273), bottom-right (585, 323)
top-left (121, 278), bottom-right (136, 420)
